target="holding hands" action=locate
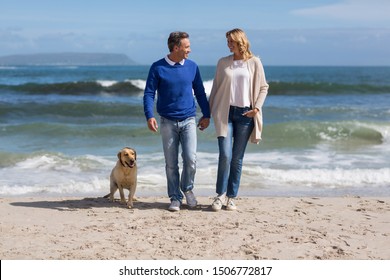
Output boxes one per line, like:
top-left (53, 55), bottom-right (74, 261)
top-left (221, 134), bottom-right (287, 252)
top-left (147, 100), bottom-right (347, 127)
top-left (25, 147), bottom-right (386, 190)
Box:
top-left (197, 117), bottom-right (210, 131)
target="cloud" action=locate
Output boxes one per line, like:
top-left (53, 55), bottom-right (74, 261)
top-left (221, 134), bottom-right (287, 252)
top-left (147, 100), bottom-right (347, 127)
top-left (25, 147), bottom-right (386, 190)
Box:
top-left (246, 28), bottom-right (390, 66)
top-left (291, 0), bottom-right (390, 23)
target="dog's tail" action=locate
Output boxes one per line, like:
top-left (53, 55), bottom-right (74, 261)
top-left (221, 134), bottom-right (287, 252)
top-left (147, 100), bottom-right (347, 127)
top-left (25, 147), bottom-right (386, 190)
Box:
top-left (103, 193), bottom-right (110, 198)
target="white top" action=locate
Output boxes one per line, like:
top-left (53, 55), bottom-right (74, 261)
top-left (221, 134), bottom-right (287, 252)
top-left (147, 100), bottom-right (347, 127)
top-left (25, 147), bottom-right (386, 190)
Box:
top-left (230, 59), bottom-right (251, 107)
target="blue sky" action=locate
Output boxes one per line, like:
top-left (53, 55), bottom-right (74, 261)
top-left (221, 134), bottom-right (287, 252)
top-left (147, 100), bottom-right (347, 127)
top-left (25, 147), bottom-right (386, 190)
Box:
top-left (1, 0), bottom-right (390, 65)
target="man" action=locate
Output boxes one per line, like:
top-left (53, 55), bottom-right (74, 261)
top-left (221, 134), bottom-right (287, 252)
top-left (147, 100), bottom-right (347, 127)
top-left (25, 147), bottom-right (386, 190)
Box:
top-left (143, 31), bottom-right (210, 211)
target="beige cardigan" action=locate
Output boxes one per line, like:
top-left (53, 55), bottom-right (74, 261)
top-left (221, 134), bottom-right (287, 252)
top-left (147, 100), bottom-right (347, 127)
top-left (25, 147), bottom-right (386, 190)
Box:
top-left (209, 55), bottom-right (269, 144)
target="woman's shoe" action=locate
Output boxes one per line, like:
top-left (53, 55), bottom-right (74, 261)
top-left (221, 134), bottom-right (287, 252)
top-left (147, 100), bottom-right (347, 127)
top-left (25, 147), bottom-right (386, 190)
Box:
top-left (226, 198), bottom-right (237, 211)
top-left (211, 197), bottom-right (223, 211)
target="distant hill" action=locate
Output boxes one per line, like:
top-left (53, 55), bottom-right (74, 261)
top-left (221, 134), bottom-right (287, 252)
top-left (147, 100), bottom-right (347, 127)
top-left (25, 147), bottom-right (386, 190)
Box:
top-left (0, 52), bottom-right (137, 66)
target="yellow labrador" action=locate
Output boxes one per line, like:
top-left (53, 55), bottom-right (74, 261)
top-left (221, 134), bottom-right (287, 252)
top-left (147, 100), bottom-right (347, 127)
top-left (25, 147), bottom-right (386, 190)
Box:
top-left (104, 147), bottom-right (137, 208)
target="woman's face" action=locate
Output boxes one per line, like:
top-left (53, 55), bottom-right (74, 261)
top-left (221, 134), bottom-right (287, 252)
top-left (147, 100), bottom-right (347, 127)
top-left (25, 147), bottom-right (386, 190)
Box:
top-left (227, 37), bottom-right (239, 54)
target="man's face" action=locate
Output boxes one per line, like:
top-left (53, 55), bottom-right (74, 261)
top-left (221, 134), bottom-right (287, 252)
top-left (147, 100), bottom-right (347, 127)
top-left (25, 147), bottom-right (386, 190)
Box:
top-left (175, 38), bottom-right (191, 60)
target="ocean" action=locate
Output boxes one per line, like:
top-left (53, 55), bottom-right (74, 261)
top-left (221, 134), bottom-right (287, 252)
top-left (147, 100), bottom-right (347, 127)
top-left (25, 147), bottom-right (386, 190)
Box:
top-left (0, 65), bottom-right (389, 197)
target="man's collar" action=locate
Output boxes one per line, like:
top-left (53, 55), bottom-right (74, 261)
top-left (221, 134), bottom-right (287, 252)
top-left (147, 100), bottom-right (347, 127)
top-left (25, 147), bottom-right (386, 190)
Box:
top-left (165, 55), bottom-right (185, 66)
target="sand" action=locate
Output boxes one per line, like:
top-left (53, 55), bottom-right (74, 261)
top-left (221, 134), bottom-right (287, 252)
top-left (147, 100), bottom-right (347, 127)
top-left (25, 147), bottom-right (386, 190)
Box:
top-left (0, 196), bottom-right (389, 260)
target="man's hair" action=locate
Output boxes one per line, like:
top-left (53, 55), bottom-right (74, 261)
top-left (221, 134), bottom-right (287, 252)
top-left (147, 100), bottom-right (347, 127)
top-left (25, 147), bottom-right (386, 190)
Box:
top-left (167, 31), bottom-right (189, 52)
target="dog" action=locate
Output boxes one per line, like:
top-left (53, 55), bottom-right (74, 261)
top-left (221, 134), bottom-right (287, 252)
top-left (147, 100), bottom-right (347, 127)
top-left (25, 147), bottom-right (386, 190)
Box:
top-left (104, 147), bottom-right (137, 208)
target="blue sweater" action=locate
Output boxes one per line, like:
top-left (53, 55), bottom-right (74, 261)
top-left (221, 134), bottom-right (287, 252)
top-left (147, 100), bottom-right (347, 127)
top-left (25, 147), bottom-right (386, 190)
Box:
top-left (143, 58), bottom-right (210, 121)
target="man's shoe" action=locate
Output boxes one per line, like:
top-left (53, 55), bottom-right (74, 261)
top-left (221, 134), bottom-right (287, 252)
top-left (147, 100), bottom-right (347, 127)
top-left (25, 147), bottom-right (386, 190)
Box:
top-left (168, 200), bottom-right (181, 211)
top-left (184, 190), bottom-right (198, 208)
top-left (211, 197), bottom-right (223, 211)
top-left (226, 198), bottom-right (237, 211)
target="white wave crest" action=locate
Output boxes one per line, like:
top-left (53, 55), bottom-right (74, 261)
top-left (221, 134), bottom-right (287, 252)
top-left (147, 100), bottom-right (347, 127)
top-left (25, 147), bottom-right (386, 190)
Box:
top-left (1, 151), bottom-right (389, 197)
top-left (96, 80), bottom-right (117, 87)
top-left (128, 79), bottom-right (146, 90)
top-left (203, 80), bottom-right (213, 97)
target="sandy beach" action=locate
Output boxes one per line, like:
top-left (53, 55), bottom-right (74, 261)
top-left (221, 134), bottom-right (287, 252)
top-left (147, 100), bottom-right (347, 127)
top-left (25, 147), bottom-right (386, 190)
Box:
top-left (0, 196), bottom-right (389, 260)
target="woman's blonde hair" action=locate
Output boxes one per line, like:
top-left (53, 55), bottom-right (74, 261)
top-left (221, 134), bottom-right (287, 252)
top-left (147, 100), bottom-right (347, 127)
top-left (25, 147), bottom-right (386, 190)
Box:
top-left (226, 28), bottom-right (253, 61)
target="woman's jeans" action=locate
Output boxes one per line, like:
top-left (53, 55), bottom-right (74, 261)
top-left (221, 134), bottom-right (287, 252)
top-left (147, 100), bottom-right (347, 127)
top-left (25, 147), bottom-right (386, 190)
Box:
top-left (160, 116), bottom-right (197, 202)
top-left (216, 106), bottom-right (254, 198)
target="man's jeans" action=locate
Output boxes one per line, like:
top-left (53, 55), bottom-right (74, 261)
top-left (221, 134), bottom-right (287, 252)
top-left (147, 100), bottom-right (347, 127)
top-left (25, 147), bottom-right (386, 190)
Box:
top-left (160, 116), bottom-right (197, 202)
top-left (216, 106), bottom-right (254, 198)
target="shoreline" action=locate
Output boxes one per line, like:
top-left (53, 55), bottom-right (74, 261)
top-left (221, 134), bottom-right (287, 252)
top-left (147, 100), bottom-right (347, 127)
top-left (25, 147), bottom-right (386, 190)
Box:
top-left (1, 196), bottom-right (389, 260)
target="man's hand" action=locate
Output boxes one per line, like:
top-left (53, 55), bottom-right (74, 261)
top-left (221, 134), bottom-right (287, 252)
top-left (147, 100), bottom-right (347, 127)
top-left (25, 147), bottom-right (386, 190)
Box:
top-left (197, 117), bottom-right (210, 131)
top-left (147, 117), bottom-right (158, 132)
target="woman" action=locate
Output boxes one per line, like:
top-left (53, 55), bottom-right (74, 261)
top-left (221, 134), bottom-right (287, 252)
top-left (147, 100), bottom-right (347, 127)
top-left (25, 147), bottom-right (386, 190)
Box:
top-left (209, 28), bottom-right (269, 211)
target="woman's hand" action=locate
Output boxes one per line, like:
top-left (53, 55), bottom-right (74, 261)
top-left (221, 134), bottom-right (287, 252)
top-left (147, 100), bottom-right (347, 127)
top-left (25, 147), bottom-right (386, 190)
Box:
top-left (242, 108), bottom-right (259, 118)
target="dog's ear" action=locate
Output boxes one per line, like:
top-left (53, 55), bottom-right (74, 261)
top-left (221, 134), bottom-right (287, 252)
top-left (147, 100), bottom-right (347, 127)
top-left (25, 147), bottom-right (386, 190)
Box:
top-left (117, 151), bottom-right (122, 160)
